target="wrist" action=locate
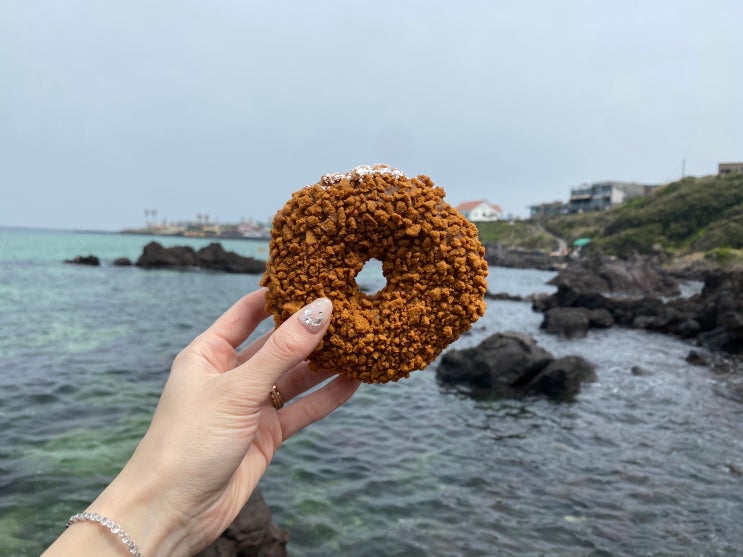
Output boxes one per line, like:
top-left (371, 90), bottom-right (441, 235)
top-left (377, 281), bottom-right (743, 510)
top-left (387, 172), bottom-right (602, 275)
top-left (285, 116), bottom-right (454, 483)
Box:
top-left (79, 454), bottom-right (190, 557)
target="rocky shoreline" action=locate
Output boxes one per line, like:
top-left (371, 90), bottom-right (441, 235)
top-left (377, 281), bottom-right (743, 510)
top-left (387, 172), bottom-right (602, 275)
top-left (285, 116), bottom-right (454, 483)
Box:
top-left (439, 253), bottom-right (742, 400)
top-left (65, 241), bottom-right (266, 274)
top-left (484, 244), bottom-right (568, 272)
top-left (531, 257), bottom-right (743, 356)
top-left (66, 243), bottom-right (742, 381)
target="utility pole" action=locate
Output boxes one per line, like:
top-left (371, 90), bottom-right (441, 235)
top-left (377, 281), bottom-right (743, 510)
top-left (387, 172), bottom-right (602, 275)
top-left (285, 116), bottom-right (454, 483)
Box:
top-left (682, 158), bottom-right (686, 178)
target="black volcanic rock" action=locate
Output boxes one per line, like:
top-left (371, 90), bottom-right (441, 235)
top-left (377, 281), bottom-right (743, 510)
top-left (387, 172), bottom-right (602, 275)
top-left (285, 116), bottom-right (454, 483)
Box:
top-left (485, 291), bottom-right (526, 302)
top-left (65, 255), bottom-right (100, 266)
top-left (136, 242), bottom-right (265, 274)
top-left (527, 356), bottom-right (597, 398)
top-left (548, 255), bottom-right (680, 297)
top-left (197, 488), bottom-right (288, 557)
top-left (532, 256), bottom-right (743, 356)
top-left (195, 242), bottom-right (265, 273)
top-left (695, 272), bottom-right (743, 354)
top-left (437, 332), bottom-right (595, 400)
top-left (540, 307), bottom-right (590, 339)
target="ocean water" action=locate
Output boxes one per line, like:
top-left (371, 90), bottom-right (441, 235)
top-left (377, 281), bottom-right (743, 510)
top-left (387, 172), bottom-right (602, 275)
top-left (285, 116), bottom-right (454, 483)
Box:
top-left (1, 228), bottom-right (742, 556)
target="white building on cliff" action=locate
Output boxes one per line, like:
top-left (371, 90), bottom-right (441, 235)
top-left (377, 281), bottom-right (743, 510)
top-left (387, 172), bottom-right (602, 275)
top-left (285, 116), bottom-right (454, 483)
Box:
top-left (455, 200), bottom-right (502, 222)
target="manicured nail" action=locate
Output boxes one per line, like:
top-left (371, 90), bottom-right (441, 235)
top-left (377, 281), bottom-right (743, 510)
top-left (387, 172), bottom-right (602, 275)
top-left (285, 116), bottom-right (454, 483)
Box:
top-left (297, 298), bottom-right (332, 333)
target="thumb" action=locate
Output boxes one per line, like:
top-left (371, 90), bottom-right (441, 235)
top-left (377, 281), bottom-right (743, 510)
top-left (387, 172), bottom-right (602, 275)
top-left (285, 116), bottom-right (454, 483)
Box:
top-left (229, 297), bottom-right (333, 397)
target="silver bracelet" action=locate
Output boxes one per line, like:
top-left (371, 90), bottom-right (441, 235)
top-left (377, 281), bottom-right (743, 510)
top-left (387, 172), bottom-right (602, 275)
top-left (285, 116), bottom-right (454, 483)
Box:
top-left (67, 512), bottom-right (144, 556)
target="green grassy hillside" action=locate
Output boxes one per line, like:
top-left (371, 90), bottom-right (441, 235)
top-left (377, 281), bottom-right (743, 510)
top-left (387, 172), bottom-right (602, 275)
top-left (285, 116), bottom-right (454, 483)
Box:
top-left (475, 220), bottom-right (558, 252)
top-left (543, 173), bottom-right (743, 259)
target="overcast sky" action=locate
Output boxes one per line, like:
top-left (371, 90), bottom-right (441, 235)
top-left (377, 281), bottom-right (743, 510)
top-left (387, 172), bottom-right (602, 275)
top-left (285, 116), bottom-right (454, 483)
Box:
top-left (1, 0), bottom-right (741, 230)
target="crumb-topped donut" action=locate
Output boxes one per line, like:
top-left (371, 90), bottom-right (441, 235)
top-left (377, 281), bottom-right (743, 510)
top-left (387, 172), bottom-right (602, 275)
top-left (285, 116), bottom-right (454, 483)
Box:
top-left (260, 164), bottom-right (488, 383)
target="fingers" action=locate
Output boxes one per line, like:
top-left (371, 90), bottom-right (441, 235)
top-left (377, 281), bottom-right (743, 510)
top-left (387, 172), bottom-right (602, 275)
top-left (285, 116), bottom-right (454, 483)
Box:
top-left (227, 298), bottom-right (333, 399)
top-left (235, 330), bottom-right (272, 366)
top-left (274, 363), bottom-right (336, 401)
top-left (203, 288), bottom-right (270, 349)
top-left (278, 375), bottom-right (361, 439)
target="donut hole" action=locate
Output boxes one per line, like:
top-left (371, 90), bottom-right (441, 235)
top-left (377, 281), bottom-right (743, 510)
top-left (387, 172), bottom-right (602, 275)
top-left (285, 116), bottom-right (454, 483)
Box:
top-left (354, 257), bottom-right (386, 296)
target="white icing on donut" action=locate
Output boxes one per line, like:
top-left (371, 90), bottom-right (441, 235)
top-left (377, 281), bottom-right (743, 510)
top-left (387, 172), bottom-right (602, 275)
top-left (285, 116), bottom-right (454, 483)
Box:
top-left (319, 164), bottom-right (406, 188)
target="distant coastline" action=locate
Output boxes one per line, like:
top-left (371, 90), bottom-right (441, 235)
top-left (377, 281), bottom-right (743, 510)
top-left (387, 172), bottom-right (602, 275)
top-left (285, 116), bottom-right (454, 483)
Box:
top-left (0, 225), bottom-right (271, 240)
top-left (120, 228), bottom-right (271, 241)
top-left (120, 220), bottom-right (271, 241)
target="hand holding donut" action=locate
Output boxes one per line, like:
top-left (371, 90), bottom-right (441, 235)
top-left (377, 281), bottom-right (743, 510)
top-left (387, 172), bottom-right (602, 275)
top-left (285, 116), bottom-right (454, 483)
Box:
top-left (262, 164), bottom-right (488, 383)
top-left (44, 289), bottom-right (360, 557)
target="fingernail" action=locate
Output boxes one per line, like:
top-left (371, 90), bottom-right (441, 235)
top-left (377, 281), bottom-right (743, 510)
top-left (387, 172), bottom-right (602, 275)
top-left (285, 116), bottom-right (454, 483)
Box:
top-left (297, 298), bottom-right (332, 333)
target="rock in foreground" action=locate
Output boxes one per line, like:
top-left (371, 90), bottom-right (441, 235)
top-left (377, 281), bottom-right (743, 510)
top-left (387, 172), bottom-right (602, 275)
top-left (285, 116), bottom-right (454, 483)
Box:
top-left (197, 489), bottom-right (288, 557)
top-left (136, 242), bottom-right (265, 273)
top-left (437, 332), bottom-right (596, 400)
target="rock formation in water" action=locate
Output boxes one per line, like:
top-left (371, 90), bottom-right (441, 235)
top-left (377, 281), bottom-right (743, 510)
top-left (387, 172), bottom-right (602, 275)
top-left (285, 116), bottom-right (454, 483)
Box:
top-left (533, 257), bottom-right (743, 356)
top-left (136, 242), bottom-right (265, 274)
top-left (64, 255), bottom-right (101, 266)
top-left (484, 244), bottom-right (567, 271)
top-left (547, 255), bottom-right (680, 297)
top-left (436, 332), bottom-right (596, 400)
top-left (197, 488), bottom-right (288, 557)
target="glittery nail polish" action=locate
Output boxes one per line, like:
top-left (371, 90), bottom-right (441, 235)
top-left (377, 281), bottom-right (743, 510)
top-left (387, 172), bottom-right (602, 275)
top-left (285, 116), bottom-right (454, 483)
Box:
top-left (297, 298), bottom-right (332, 333)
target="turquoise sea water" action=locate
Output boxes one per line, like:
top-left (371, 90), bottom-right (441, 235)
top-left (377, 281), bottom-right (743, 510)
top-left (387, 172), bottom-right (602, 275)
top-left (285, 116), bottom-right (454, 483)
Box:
top-left (1, 227), bottom-right (743, 556)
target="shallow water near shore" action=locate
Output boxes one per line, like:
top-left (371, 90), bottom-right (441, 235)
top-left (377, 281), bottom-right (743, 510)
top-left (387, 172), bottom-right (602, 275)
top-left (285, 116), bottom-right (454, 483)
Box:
top-left (1, 228), bottom-right (742, 556)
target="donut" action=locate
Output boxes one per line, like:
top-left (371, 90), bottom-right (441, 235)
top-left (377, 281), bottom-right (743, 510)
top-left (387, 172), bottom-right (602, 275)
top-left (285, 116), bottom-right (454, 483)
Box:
top-left (260, 164), bottom-right (488, 383)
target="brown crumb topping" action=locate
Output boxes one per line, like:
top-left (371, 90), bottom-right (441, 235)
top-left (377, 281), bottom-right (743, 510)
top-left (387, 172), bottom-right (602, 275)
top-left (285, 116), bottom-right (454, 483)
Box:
top-left (260, 165), bottom-right (488, 383)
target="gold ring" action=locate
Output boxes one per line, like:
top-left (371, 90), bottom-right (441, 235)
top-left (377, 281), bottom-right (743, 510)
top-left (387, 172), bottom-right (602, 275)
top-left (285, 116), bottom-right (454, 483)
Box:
top-left (270, 384), bottom-right (285, 410)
